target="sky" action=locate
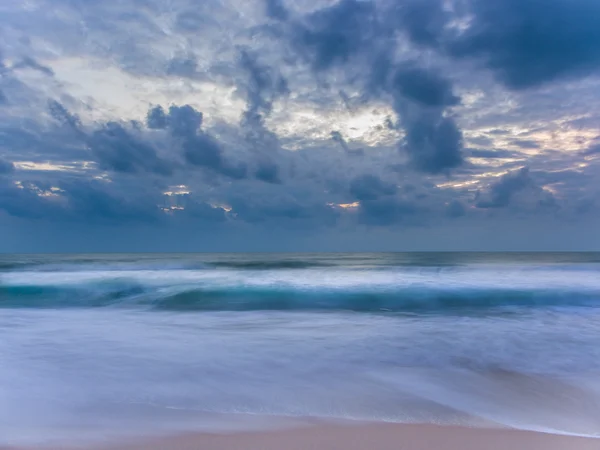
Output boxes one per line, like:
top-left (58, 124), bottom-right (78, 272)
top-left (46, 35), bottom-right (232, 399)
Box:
top-left (1, 0), bottom-right (600, 252)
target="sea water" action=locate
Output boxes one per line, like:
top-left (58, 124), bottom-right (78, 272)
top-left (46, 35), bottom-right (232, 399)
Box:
top-left (1, 252), bottom-right (600, 445)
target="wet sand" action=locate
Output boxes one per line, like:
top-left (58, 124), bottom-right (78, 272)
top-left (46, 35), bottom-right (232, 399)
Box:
top-left (7, 423), bottom-right (600, 450)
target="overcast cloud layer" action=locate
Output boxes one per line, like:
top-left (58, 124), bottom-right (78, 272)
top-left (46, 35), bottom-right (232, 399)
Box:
top-left (1, 0), bottom-right (600, 251)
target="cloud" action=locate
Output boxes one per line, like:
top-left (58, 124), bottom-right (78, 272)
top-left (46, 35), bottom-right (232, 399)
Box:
top-left (265, 0), bottom-right (289, 20)
top-left (239, 49), bottom-right (289, 122)
top-left (358, 196), bottom-right (422, 226)
top-left (446, 200), bottom-right (466, 218)
top-left (166, 56), bottom-right (200, 78)
top-left (390, 66), bottom-right (464, 173)
top-left (278, 1), bottom-right (465, 174)
top-left (48, 100), bottom-right (82, 131)
top-left (162, 105), bottom-right (204, 137)
top-left (392, 0), bottom-right (450, 47)
top-left (0, 0), bottom-right (596, 248)
top-left (88, 122), bottom-right (173, 176)
top-left (149, 104), bottom-right (249, 179)
top-left (290, 0), bottom-right (377, 71)
top-left (392, 65), bottom-right (460, 108)
top-left (12, 57), bottom-right (55, 77)
top-left (419, 0), bottom-right (600, 89)
top-left (255, 161), bottom-right (281, 184)
top-left (0, 180), bottom-right (61, 219)
top-left (0, 158), bottom-right (14, 175)
top-left (228, 195), bottom-right (337, 225)
top-left (0, 178), bottom-right (164, 223)
top-left (475, 167), bottom-right (556, 209)
top-left (349, 174), bottom-right (397, 201)
top-left (146, 105), bottom-right (169, 130)
top-left (583, 143), bottom-right (600, 155)
top-left (59, 179), bottom-right (163, 223)
top-left (468, 149), bottom-right (519, 159)
top-left (403, 111), bottom-right (463, 174)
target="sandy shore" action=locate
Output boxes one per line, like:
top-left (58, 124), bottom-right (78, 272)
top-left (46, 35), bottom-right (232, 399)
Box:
top-left (6, 423), bottom-right (600, 450)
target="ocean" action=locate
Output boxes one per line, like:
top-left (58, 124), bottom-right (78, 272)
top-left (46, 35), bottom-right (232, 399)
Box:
top-left (1, 252), bottom-right (600, 445)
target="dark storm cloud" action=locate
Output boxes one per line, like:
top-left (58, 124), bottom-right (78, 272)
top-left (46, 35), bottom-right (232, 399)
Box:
top-left (239, 49), bottom-right (289, 121)
top-left (0, 178), bottom-right (163, 223)
top-left (89, 122), bottom-right (173, 176)
top-left (391, 65), bottom-right (460, 108)
top-left (59, 179), bottom-right (163, 223)
top-left (358, 197), bottom-right (421, 226)
top-left (390, 66), bottom-right (464, 173)
top-left (255, 161), bottom-right (281, 184)
top-left (349, 174), bottom-right (397, 201)
top-left (48, 100), bottom-right (82, 131)
top-left (475, 167), bottom-right (556, 209)
top-left (146, 104), bottom-right (248, 179)
top-left (476, 168), bottom-right (533, 208)
top-left (180, 196), bottom-right (228, 222)
top-left (401, 111), bottom-right (463, 174)
top-left (162, 105), bottom-right (204, 137)
top-left (277, 0), bottom-right (466, 174)
top-left (229, 196), bottom-right (337, 225)
top-left (1, 0), bottom-right (594, 247)
top-left (0, 181), bottom-right (60, 219)
top-left (0, 158), bottom-right (14, 174)
top-left (146, 105), bottom-right (169, 130)
top-left (49, 100), bottom-right (172, 175)
top-left (265, 0), bottom-right (289, 21)
top-left (289, 0), bottom-right (377, 71)
top-left (392, 0), bottom-right (449, 47)
top-left (450, 0), bottom-right (600, 89)
top-left (400, 0), bottom-right (600, 89)
top-left (446, 200), bottom-right (466, 218)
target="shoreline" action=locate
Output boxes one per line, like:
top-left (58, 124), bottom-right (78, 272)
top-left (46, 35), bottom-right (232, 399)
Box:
top-left (5, 422), bottom-right (600, 450)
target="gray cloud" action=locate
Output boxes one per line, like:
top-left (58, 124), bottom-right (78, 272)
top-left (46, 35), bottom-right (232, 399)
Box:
top-left (239, 49), bottom-right (289, 122)
top-left (358, 197), bottom-right (422, 226)
top-left (255, 161), bottom-right (281, 184)
top-left (392, 65), bottom-right (460, 108)
top-left (390, 66), bottom-right (464, 173)
top-left (50, 100), bottom-right (172, 176)
top-left (349, 174), bottom-right (397, 201)
top-left (0, 158), bottom-right (14, 175)
top-left (289, 0), bottom-right (377, 71)
top-left (452, 0), bottom-right (600, 89)
top-left (468, 149), bottom-right (519, 159)
top-left (475, 167), bottom-right (556, 209)
top-left (265, 0), bottom-right (289, 20)
top-left (275, 0), bottom-right (466, 174)
top-left (403, 0), bottom-right (600, 90)
top-left (146, 104), bottom-right (248, 179)
top-left (0, 178), bottom-right (164, 224)
top-left (446, 200), bottom-right (466, 218)
top-left (0, 0), bottom-right (596, 249)
top-left (12, 57), bottom-right (55, 77)
top-left (89, 122), bottom-right (173, 176)
top-left (166, 56), bottom-right (200, 78)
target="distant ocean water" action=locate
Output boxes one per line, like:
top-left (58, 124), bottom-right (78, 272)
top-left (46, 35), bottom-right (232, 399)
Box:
top-left (1, 253), bottom-right (600, 445)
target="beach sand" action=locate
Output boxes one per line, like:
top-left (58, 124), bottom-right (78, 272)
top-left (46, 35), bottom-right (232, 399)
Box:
top-left (6, 423), bottom-right (600, 450)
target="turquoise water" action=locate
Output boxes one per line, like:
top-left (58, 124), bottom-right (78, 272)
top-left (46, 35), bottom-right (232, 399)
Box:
top-left (1, 253), bottom-right (600, 444)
